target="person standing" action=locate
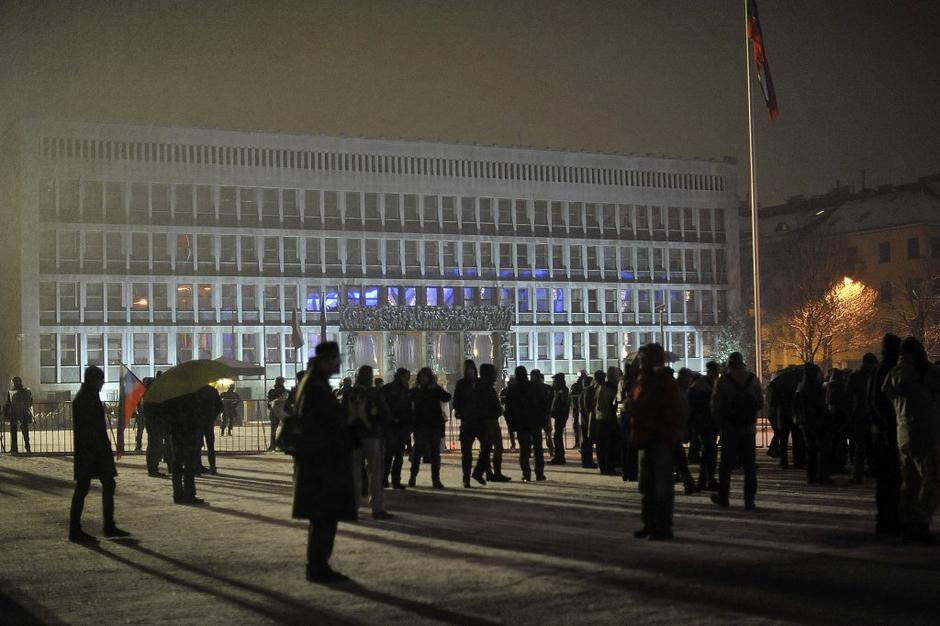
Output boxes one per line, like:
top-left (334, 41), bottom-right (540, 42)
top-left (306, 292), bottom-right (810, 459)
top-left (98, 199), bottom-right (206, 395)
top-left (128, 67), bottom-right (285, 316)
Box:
top-left (796, 362), bottom-right (831, 485)
top-left (219, 384), bottom-right (241, 437)
top-left (530, 370), bottom-right (554, 460)
top-left (594, 368), bottom-right (621, 475)
top-left (4, 376), bottom-right (34, 454)
top-left (292, 342), bottom-right (357, 583)
top-left (630, 344), bottom-right (685, 540)
top-left (580, 372), bottom-right (603, 469)
top-left (616, 362), bottom-right (640, 482)
top-left (197, 385), bottom-right (222, 476)
top-left (267, 377), bottom-right (289, 452)
top-left (505, 366), bottom-right (545, 482)
top-left (870, 334), bottom-right (902, 536)
top-left (453, 360), bottom-right (490, 487)
top-left (408, 368), bottom-right (451, 488)
top-left (710, 352), bottom-right (763, 510)
top-left (163, 390), bottom-right (206, 505)
top-left (479, 364), bottom-right (510, 482)
top-left (343, 365), bottom-right (393, 519)
top-left (674, 368), bottom-right (699, 495)
top-left (847, 354), bottom-right (878, 484)
top-left (69, 366), bottom-right (130, 543)
top-left (768, 368), bottom-right (804, 471)
top-left (883, 337), bottom-right (940, 544)
top-left (381, 368), bottom-right (413, 490)
top-left (133, 382), bottom-right (150, 452)
top-left (688, 361), bottom-right (720, 490)
top-left (547, 374), bottom-right (570, 465)
top-left (570, 371), bottom-right (587, 450)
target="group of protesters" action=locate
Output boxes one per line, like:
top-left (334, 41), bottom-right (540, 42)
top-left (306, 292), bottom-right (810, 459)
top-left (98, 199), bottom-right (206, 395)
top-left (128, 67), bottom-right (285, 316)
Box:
top-left (52, 330), bottom-right (940, 582)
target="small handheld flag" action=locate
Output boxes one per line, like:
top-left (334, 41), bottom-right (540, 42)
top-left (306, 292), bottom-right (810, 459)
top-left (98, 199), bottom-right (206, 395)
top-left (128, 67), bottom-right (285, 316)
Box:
top-left (290, 309), bottom-right (305, 351)
top-left (747, 0), bottom-right (779, 119)
top-left (117, 364), bottom-right (146, 458)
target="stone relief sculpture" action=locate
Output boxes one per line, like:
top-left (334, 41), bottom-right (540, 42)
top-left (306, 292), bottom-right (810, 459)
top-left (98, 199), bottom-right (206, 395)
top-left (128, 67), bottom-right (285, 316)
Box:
top-left (338, 305), bottom-right (513, 332)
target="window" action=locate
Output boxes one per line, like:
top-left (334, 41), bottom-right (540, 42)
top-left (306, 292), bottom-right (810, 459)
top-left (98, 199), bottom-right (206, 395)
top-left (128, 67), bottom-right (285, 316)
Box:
top-left (588, 289), bottom-right (600, 313)
top-left (265, 333), bottom-right (281, 364)
top-left (536, 288), bottom-right (549, 313)
top-left (176, 332), bottom-right (193, 363)
top-left (154, 333), bottom-right (168, 364)
top-left (198, 333), bottom-right (213, 360)
top-left (426, 287), bottom-right (438, 307)
top-left (133, 333), bottom-right (149, 365)
top-left (880, 281), bottom-right (893, 303)
top-left (404, 287), bottom-right (416, 306)
top-left (387, 287), bottom-right (399, 306)
top-left (552, 288), bottom-right (565, 313)
top-left (537, 332), bottom-right (550, 360)
top-left (571, 288), bottom-right (583, 314)
top-left (517, 288), bottom-right (530, 312)
top-left (606, 332), bottom-right (620, 360)
top-left (907, 237), bottom-right (920, 260)
top-left (553, 332), bottom-right (565, 360)
top-left (588, 332), bottom-right (600, 360)
top-left (572, 333), bottom-right (583, 360)
top-left (518, 333), bottom-right (530, 360)
top-left (242, 333), bottom-right (258, 364)
top-left (878, 241), bottom-right (891, 263)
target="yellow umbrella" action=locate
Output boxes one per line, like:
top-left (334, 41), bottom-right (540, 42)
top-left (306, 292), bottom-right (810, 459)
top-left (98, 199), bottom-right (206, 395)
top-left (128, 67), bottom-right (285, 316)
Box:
top-left (143, 360), bottom-right (240, 404)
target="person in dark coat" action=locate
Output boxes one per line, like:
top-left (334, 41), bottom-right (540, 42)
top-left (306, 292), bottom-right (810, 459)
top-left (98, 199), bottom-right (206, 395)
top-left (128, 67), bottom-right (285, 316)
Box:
top-left (197, 385), bottom-right (223, 475)
top-left (69, 366), bottom-right (130, 542)
top-left (343, 365), bottom-right (393, 519)
top-left (220, 383), bottom-right (241, 436)
top-left (531, 370), bottom-right (554, 459)
top-left (163, 390), bottom-right (207, 505)
top-left (381, 368), bottom-right (413, 490)
top-left (796, 362), bottom-right (831, 485)
top-left (453, 360), bottom-right (490, 487)
top-left (847, 353), bottom-right (878, 484)
top-left (408, 368), bottom-right (451, 488)
top-left (292, 341), bottom-right (357, 583)
top-left (768, 367), bottom-right (804, 471)
top-left (267, 377), bottom-right (289, 452)
top-left (4, 376), bottom-right (34, 454)
top-left (689, 361), bottom-right (719, 490)
top-left (580, 372), bottom-right (603, 469)
top-left (870, 334), bottom-right (902, 535)
top-left (479, 364), bottom-right (510, 482)
top-left (630, 344), bottom-right (686, 540)
top-left (505, 366), bottom-right (546, 482)
top-left (547, 373), bottom-right (570, 465)
top-left (570, 371), bottom-right (588, 450)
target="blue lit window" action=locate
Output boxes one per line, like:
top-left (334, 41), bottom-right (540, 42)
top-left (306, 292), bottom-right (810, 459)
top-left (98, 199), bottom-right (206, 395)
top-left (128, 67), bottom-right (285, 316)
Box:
top-left (387, 287), bottom-right (399, 306)
top-left (480, 287), bottom-right (493, 304)
top-left (346, 288), bottom-right (361, 306)
top-left (426, 287), bottom-right (438, 306)
top-left (533, 268), bottom-right (549, 279)
top-left (518, 288), bottom-right (530, 312)
top-left (620, 271), bottom-right (635, 280)
top-left (305, 290), bottom-right (321, 311)
top-left (443, 287), bottom-right (454, 308)
top-left (499, 269), bottom-right (514, 279)
top-left (463, 287), bottom-right (474, 304)
top-left (365, 287), bottom-right (379, 307)
top-left (404, 288), bottom-right (416, 306)
top-left (536, 288), bottom-right (548, 312)
top-left (324, 288), bottom-right (339, 311)
top-left (552, 288), bottom-right (565, 313)
top-left (621, 289), bottom-right (632, 312)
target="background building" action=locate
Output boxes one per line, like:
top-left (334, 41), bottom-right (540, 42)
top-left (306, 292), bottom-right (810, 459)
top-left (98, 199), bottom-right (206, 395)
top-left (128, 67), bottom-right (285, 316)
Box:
top-left (1, 119), bottom-right (739, 398)
top-left (740, 175), bottom-right (940, 373)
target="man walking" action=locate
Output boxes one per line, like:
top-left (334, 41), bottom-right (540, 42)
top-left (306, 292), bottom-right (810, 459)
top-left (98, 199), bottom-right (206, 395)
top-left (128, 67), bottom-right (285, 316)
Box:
top-left (710, 352), bottom-right (763, 510)
top-left (69, 366), bottom-right (130, 542)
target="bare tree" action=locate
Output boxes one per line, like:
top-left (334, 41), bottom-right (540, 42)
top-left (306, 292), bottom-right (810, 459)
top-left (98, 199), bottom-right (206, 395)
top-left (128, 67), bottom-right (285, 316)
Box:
top-left (764, 244), bottom-right (879, 365)
top-left (882, 259), bottom-right (940, 358)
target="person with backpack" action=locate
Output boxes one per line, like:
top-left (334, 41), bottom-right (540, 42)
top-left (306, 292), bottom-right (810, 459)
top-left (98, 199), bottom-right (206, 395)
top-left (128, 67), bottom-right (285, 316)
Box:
top-left (343, 365), bottom-right (393, 519)
top-left (710, 352), bottom-right (763, 510)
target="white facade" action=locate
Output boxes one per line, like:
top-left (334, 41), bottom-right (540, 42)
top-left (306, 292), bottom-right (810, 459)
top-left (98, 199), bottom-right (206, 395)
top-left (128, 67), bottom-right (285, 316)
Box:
top-left (0, 119), bottom-right (740, 397)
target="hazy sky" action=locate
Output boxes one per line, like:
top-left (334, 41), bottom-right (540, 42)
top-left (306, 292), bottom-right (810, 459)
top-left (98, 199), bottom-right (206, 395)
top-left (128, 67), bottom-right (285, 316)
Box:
top-left (2, 0), bottom-right (938, 205)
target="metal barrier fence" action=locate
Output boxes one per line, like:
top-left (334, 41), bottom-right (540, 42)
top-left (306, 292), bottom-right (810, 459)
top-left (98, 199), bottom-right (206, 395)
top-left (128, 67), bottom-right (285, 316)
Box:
top-left (5, 402), bottom-right (773, 457)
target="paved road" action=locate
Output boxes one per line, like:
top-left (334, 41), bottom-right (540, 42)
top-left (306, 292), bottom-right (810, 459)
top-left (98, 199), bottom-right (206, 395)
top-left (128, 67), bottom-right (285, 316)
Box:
top-left (0, 452), bottom-right (937, 625)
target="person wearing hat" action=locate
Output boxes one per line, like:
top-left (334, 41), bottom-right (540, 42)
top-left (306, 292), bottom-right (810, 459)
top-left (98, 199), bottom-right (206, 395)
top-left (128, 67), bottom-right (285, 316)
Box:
top-left (292, 341), bottom-right (357, 583)
top-left (69, 366), bottom-right (130, 542)
top-left (547, 373), bottom-right (570, 465)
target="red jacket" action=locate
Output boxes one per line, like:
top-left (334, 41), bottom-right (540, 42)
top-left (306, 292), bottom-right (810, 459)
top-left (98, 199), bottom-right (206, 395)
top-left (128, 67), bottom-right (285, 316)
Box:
top-left (630, 368), bottom-right (686, 448)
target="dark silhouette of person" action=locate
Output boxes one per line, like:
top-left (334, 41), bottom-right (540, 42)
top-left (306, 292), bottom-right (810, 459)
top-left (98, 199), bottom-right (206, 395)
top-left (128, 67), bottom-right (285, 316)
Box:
top-left (631, 343), bottom-right (686, 540)
top-left (292, 342), bottom-right (357, 583)
top-left (381, 368), bottom-right (413, 490)
top-left (767, 366), bottom-right (804, 471)
top-left (4, 376), bottom-right (34, 454)
top-left (580, 371), bottom-right (603, 469)
top-left (69, 365), bottom-right (130, 542)
top-left (547, 373), bottom-right (570, 465)
top-left (882, 336), bottom-right (940, 544)
top-left (198, 385), bottom-right (223, 475)
top-left (408, 368), bottom-right (451, 488)
top-left (505, 366), bottom-right (546, 482)
top-left (143, 371), bottom-right (171, 477)
top-left (453, 360), bottom-right (490, 487)
top-left (847, 353), bottom-right (878, 484)
top-left (870, 334), bottom-right (902, 536)
top-left (479, 364), bottom-right (510, 482)
top-left (689, 361), bottom-right (720, 490)
top-left (164, 389), bottom-right (208, 505)
top-left (220, 384), bottom-right (241, 436)
top-left (711, 352), bottom-right (763, 509)
top-left (267, 377), bottom-right (289, 451)
top-left (796, 362), bottom-right (831, 485)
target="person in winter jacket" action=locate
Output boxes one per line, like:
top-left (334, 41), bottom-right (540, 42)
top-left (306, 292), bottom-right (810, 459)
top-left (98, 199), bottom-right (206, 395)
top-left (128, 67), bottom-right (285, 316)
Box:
top-left (547, 373), bottom-right (570, 465)
top-left (408, 368), bottom-right (451, 488)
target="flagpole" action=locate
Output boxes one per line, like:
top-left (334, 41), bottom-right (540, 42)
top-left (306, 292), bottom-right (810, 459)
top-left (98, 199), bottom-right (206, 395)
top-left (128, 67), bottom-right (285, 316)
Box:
top-left (745, 0), bottom-right (763, 381)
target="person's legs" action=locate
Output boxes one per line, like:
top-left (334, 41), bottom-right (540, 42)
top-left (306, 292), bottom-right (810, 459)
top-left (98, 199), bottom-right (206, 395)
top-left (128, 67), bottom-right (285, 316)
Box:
top-left (638, 448), bottom-right (655, 533)
top-left (899, 445), bottom-right (924, 534)
top-left (351, 448), bottom-right (364, 506)
top-left (742, 429), bottom-right (758, 508)
top-left (69, 476), bottom-right (92, 531)
top-left (9, 419), bottom-right (18, 453)
top-left (674, 440), bottom-right (695, 492)
top-left (853, 420), bottom-right (869, 483)
top-left (364, 438), bottom-right (386, 513)
top-left (552, 417), bottom-right (567, 462)
top-left (804, 427), bottom-right (818, 483)
top-left (268, 418), bottom-right (278, 451)
top-left (460, 430), bottom-right (474, 484)
top-left (651, 439), bottom-right (676, 536)
top-left (517, 430), bottom-right (533, 480)
top-left (204, 427), bottom-right (216, 473)
top-left (532, 431), bottom-right (545, 479)
top-left (21, 420), bottom-right (30, 453)
top-left (716, 428), bottom-right (733, 505)
top-left (306, 517), bottom-right (341, 580)
top-left (874, 434), bottom-right (901, 534)
top-left (430, 437), bottom-right (443, 486)
top-left (473, 432), bottom-right (491, 482)
top-left (101, 475), bottom-right (116, 528)
top-left (699, 429), bottom-right (718, 489)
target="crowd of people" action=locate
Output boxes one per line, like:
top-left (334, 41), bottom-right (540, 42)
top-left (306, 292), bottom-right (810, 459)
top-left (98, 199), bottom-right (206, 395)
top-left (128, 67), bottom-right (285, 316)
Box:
top-left (5, 330), bottom-right (934, 583)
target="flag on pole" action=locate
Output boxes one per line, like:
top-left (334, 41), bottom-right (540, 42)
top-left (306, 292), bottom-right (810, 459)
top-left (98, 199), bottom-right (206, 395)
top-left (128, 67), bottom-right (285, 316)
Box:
top-left (117, 365), bottom-right (146, 458)
top-left (747, 0), bottom-right (779, 119)
top-left (290, 309), bottom-right (305, 351)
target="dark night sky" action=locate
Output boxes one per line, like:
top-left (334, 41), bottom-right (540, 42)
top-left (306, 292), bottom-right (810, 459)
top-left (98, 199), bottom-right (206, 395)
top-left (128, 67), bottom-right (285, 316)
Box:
top-left (1, 0), bottom-right (938, 205)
